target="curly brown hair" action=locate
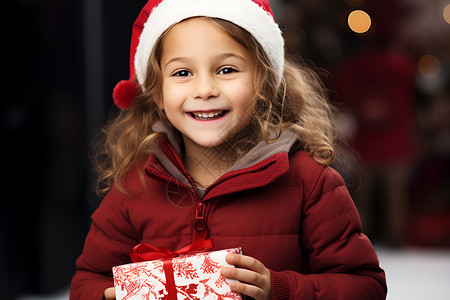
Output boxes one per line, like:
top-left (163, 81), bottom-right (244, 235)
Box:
top-left (92, 17), bottom-right (338, 195)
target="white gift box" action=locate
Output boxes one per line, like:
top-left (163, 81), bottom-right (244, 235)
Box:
top-left (113, 247), bottom-right (242, 300)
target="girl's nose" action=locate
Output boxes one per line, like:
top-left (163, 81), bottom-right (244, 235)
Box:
top-left (193, 74), bottom-right (220, 100)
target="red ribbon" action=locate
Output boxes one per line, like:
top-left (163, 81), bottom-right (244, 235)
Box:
top-left (130, 232), bottom-right (214, 300)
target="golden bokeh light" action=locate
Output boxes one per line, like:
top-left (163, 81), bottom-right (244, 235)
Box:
top-left (444, 4), bottom-right (450, 24)
top-left (418, 55), bottom-right (441, 79)
top-left (348, 10), bottom-right (372, 34)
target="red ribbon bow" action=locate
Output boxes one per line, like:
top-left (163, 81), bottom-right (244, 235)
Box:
top-left (130, 232), bottom-right (214, 262)
top-left (129, 232), bottom-right (214, 300)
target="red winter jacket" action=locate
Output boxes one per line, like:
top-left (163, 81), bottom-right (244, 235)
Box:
top-left (70, 128), bottom-right (386, 300)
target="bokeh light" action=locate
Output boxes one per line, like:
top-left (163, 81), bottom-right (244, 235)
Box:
top-left (348, 10), bottom-right (372, 34)
top-left (444, 4), bottom-right (450, 24)
top-left (418, 54), bottom-right (441, 79)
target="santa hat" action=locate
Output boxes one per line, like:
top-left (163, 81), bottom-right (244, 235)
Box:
top-left (113, 0), bottom-right (285, 109)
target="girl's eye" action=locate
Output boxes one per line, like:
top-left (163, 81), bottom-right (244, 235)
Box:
top-left (218, 67), bottom-right (237, 75)
top-left (173, 70), bottom-right (191, 77)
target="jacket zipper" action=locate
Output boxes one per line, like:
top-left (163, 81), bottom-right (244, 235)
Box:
top-left (145, 166), bottom-right (191, 191)
top-left (194, 202), bottom-right (207, 231)
top-left (163, 141), bottom-right (203, 200)
top-left (146, 166), bottom-right (206, 240)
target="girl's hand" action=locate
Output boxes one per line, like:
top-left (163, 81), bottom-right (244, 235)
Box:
top-left (104, 287), bottom-right (116, 300)
top-left (220, 254), bottom-right (272, 300)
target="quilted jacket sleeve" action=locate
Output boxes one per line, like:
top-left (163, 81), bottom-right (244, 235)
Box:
top-left (70, 187), bottom-right (139, 300)
top-left (270, 165), bottom-right (387, 299)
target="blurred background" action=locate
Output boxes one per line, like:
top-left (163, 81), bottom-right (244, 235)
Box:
top-left (1, 0), bottom-right (449, 299)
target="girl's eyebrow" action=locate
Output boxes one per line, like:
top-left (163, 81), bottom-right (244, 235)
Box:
top-left (164, 57), bottom-right (189, 70)
top-left (215, 53), bottom-right (247, 62)
top-left (164, 53), bottom-right (247, 70)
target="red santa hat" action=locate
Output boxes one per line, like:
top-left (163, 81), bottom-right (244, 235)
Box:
top-left (113, 0), bottom-right (285, 109)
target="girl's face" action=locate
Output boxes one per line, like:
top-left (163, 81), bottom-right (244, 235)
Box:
top-left (159, 18), bottom-right (256, 150)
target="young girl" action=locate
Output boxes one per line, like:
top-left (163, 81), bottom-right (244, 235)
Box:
top-left (71, 0), bottom-right (387, 299)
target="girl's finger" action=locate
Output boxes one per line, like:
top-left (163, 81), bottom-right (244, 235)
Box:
top-left (221, 266), bottom-right (266, 288)
top-left (228, 280), bottom-right (266, 299)
top-left (225, 254), bottom-right (268, 274)
top-left (104, 287), bottom-right (116, 300)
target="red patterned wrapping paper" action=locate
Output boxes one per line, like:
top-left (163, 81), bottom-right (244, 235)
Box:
top-left (113, 248), bottom-right (243, 300)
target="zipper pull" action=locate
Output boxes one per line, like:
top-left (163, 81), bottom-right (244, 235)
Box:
top-left (194, 202), bottom-right (207, 232)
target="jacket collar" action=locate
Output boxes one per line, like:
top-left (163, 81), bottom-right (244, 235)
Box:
top-left (145, 122), bottom-right (299, 198)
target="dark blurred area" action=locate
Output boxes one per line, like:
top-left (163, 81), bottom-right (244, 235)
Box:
top-left (1, 0), bottom-right (449, 298)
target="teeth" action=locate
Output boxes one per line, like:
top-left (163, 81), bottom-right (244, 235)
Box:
top-left (192, 111), bottom-right (223, 119)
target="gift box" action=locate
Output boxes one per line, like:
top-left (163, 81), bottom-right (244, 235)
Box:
top-left (113, 247), bottom-right (243, 300)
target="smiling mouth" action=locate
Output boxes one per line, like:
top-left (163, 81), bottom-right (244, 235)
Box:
top-left (190, 111), bottom-right (228, 120)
